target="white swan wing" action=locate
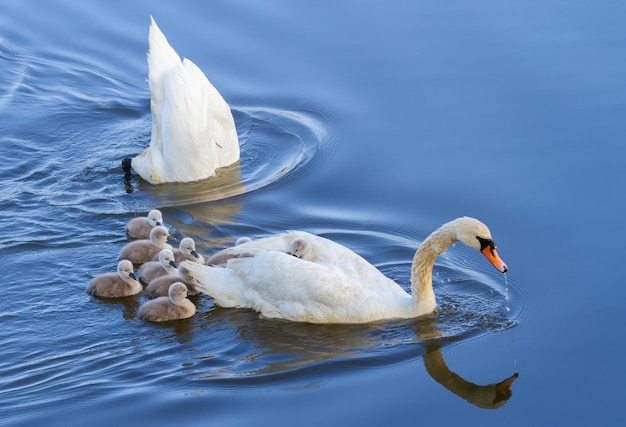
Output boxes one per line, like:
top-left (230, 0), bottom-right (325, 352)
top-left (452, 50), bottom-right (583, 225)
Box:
top-left (183, 232), bottom-right (411, 323)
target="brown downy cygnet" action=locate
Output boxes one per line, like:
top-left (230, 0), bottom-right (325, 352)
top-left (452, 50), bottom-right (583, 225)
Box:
top-left (235, 236), bottom-right (252, 245)
top-left (172, 237), bottom-right (205, 264)
top-left (118, 225), bottom-right (171, 265)
top-left (125, 209), bottom-right (163, 239)
top-left (138, 249), bottom-right (177, 285)
top-left (142, 273), bottom-right (197, 299)
top-left (137, 282), bottom-right (196, 322)
top-left (87, 260), bottom-right (142, 298)
top-left (289, 237), bottom-right (314, 261)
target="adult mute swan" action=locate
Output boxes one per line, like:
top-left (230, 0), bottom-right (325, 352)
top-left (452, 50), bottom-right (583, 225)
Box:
top-left (125, 209), bottom-right (163, 239)
top-left (123, 17), bottom-right (239, 184)
top-left (179, 217), bottom-right (508, 324)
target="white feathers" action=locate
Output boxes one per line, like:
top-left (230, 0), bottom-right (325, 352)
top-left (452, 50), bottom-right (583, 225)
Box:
top-left (130, 17), bottom-right (239, 184)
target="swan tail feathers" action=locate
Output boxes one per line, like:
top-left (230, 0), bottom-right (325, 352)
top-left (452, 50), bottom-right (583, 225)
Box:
top-left (178, 261), bottom-right (242, 307)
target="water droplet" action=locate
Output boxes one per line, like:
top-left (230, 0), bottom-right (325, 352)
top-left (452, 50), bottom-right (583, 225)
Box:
top-left (504, 273), bottom-right (511, 313)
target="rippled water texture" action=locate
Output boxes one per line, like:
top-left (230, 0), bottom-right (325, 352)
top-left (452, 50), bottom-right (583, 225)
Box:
top-left (0, 4), bottom-right (522, 425)
top-left (3, 0), bottom-right (626, 426)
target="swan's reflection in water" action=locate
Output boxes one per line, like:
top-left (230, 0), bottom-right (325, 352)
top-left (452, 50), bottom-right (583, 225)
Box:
top-left (124, 160), bottom-right (245, 207)
top-left (174, 307), bottom-right (519, 410)
top-left (423, 343), bottom-right (518, 409)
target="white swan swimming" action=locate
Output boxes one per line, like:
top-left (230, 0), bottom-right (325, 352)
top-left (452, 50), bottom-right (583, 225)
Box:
top-left (137, 282), bottom-right (196, 322)
top-left (179, 217), bottom-right (508, 324)
top-left (138, 248), bottom-right (177, 284)
top-left (125, 209), bottom-right (163, 239)
top-left (123, 17), bottom-right (239, 184)
top-left (87, 260), bottom-right (143, 298)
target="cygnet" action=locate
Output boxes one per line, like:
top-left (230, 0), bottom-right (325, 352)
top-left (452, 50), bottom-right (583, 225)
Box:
top-left (87, 260), bottom-right (142, 298)
top-left (118, 225), bottom-right (171, 265)
top-left (138, 249), bottom-right (177, 285)
top-left (137, 282), bottom-right (196, 322)
top-left (125, 209), bottom-right (163, 239)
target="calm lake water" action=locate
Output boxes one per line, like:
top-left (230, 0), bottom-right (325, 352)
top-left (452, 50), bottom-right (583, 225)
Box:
top-left (1, 1), bottom-right (625, 425)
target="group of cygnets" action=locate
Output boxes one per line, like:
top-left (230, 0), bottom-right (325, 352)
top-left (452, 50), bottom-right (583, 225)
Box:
top-left (87, 208), bottom-right (317, 323)
top-left (86, 209), bottom-right (204, 322)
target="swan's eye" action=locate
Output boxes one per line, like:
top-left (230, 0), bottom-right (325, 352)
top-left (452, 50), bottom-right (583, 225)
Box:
top-left (476, 236), bottom-right (496, 254)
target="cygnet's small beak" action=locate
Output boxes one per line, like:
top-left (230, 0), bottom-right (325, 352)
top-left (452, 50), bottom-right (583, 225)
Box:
top-left (482, 246), bottom-right (508, 273)
top-left (170, 261), bottom-right (178, 269)
top-left (155, 221), bottom-right (162, 226)
top-left (191, 250), bottom-right (199, 259)
top-left (129, 272), bottom-right (137, 280)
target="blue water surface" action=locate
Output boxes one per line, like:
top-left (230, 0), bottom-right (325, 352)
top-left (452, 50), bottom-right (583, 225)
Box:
top-left (1, 1), bottom-right (625, 426)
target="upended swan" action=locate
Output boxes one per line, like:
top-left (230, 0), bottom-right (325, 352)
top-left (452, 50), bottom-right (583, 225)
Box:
top-left (125, 209), bottom-right (163, 239)
top-left (122, 17), bottom-right (239, 184)
top-left (137, 282), bottom-right (196, 322)
top-left (87, 260), bottom-right (143, 298)
top-left (179, 217), bottom-right (508, 324)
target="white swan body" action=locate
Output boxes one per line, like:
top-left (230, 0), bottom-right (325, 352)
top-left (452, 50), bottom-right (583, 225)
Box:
top-left (129, 17), bottom-right (239, 184)
top-left (125, 209), bottom-right (163, 239)
top-left (138, 248), bottom-right (177, 284)
top-left (137, 282), bottom-right (196, 322)
top-left (87, 260), bottom-right (142, 298)
top-left (179, 217), bottom-right (508, 324)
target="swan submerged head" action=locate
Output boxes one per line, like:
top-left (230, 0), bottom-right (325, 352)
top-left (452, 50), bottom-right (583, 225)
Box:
top-left (450, 217), bottom-right (508, 273)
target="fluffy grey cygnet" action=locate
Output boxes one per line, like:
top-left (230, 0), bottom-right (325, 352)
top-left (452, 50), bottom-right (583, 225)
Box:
top-left (137, 282), bottom-right (196, 322)
top-left (172, 237), bottom-right (205, 264)
top-left (125, 209), bottom-right (163, 239)
top-left (138, 249), bottom-right (177, 285)
top-left (87, 260), bottom-right (142, 298)
top-left (118, 225), bottom-right (171, 265)
top-left (289, 238), bottom-right (314, 261)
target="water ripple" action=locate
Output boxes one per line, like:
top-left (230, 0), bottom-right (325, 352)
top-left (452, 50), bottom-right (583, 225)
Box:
top-left (121, 106), bottom-right (331, 211)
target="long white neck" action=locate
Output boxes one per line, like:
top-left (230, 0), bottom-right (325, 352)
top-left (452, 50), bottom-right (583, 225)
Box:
top-left (410, 222), bottom-right (458, 315)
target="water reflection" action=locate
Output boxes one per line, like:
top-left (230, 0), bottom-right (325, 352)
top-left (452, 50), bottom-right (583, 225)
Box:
top-left (126, 160), bottom-right (245, 205)
top-left (423, 343), bottom-right (518, 410)
top-left (180, 307), bottom-right (518, 409)
top-left (88, 294), bottom-right (142, 320)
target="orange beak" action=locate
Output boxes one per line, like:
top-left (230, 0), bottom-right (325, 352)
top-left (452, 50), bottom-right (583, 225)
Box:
top-left (482, 246), bottom-right (508, 273)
